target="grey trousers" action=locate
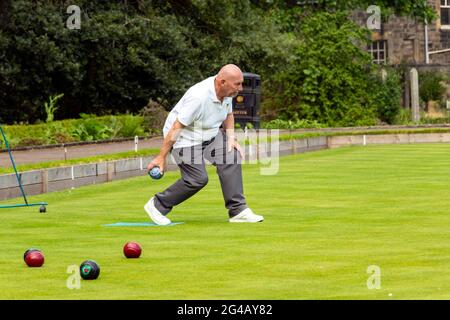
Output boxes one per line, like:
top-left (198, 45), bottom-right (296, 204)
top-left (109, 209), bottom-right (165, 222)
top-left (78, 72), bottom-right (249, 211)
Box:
top-left (153, 131), bottom-right (248, 218)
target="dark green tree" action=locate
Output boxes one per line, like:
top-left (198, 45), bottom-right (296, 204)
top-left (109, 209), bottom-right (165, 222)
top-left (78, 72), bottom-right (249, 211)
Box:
top-left (0, 0), bottom-right (291, 123)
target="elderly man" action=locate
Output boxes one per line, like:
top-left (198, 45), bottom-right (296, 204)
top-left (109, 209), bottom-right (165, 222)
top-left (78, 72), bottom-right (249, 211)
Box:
top-left (145, 64), bottom-right (263, 225)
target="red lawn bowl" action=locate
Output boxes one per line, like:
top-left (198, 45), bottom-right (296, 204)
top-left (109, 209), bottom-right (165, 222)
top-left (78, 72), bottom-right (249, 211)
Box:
top-left (123, 242), bottom-right (142, 259)
top-left (24, 249), bottom-right (45, 267)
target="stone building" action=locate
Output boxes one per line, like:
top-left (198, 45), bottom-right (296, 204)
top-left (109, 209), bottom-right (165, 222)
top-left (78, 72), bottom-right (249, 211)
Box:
top-left (353, 0), bottom-right (450, 65)
top-left (353, 1), bottom-right (450, 112)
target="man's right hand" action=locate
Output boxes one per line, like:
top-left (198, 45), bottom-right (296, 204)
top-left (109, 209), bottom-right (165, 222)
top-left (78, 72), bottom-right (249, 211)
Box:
top-left (147, 155), bottom-right (166, 173)
top-left (147, 119), bottom-right (185, 173)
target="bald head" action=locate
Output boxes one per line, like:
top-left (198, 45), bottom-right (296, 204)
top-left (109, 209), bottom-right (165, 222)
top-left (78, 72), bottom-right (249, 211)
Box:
top-left (217, 64), bottom-right (243, 80)
top-left (215, 64), bottom-right (244, 101)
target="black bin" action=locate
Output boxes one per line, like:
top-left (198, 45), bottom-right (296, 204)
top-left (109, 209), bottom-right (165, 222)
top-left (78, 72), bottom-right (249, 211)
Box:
top-left (232, 72), bottom-right (261, 129)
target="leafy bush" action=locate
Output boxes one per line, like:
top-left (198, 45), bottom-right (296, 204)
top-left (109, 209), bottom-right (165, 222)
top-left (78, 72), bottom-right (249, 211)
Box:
top-left (44, 122), bottom-right (76, 144)
top-left (419, 71), bottom-right (447, 111)
top-left (70, 114), bottom-right (145, 141)
top-left (419, 116), bottom-right (450, 124)
top-left (262, 11), bottom-right (380, 127)
top-left (234, 122), bottom-right (255, 130)
top-left (393, 108), bottom-right (414, 125)
top-left (262, 119), bottom-right (326, 129)
top-left (370, 67), bottom-right (402, 124)
top-left (115, 114), bottom-right (145, 137)
top-left (140, 99), bottom-right (168, 135)
top-left (14, 137), bottom-right (46, 147)
top-left (1, 114), bottom-right (147, 148)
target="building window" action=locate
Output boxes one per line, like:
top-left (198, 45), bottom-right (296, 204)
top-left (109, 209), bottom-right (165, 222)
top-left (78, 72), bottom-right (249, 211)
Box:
top-left (368, 40), bottom-right (387, 64)
top-left (442, 0), bottom-right (450, 26)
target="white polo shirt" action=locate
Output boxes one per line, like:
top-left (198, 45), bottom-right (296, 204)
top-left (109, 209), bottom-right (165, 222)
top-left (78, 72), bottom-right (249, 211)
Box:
top-left (163, 76), bottom-right (233, 149)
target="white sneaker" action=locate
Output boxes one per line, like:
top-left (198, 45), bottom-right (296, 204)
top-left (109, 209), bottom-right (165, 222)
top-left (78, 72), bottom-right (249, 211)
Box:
top-left (144, 197), bottom-right (171, 226)
top-left (229, 208), bottom-right (264, 223)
